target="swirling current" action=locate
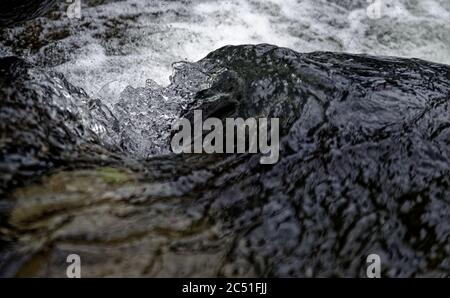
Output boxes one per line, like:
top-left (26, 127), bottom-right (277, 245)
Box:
top-left (0, 0), bottom-right (450, 277)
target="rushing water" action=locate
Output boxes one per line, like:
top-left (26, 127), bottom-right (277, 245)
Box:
top-left (2, 0), bottom-right (449, 158)
top-left (2, 0), bottom-right (450, 277)
top-left (1, 0), bottom-right (450, 96)
top-left (3, 43), bottom-right (450, 277)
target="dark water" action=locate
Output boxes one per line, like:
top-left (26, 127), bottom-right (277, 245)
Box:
top-left (1, 1), bottom-right (450, 277)
top-left (0, 0), bottom-right (57, 27)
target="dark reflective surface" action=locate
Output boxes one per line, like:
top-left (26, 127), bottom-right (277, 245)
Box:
top-left (1, 44), bottom-right (450, 277)
top-left (0, 0), bottom-right (57, 27)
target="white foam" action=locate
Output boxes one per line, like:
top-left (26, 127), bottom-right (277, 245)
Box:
top-left (2, 0), bottom-right (448, 157)
top-left (20, 0), bottom-right (440, 99)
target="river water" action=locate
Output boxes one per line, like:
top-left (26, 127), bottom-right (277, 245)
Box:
top-left (2, 0), bottom-right (450, 278)
top-left (1, 0), bottom-right (449, 98)
top-left (2, 0), bottom-right (449, 158)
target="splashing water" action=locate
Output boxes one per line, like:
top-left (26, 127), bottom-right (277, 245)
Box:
top-left (97, 61), bottom-right (221, 157)
top-left (2, 1), bottom-right (450, 277)
top-left (1, 0), bottom-right (449, 158)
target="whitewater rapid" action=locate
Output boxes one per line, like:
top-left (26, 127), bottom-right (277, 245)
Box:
top-left (1, 0), bottom-right (449, 100)
top-left (1, 0), bottom-right (449, 158)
